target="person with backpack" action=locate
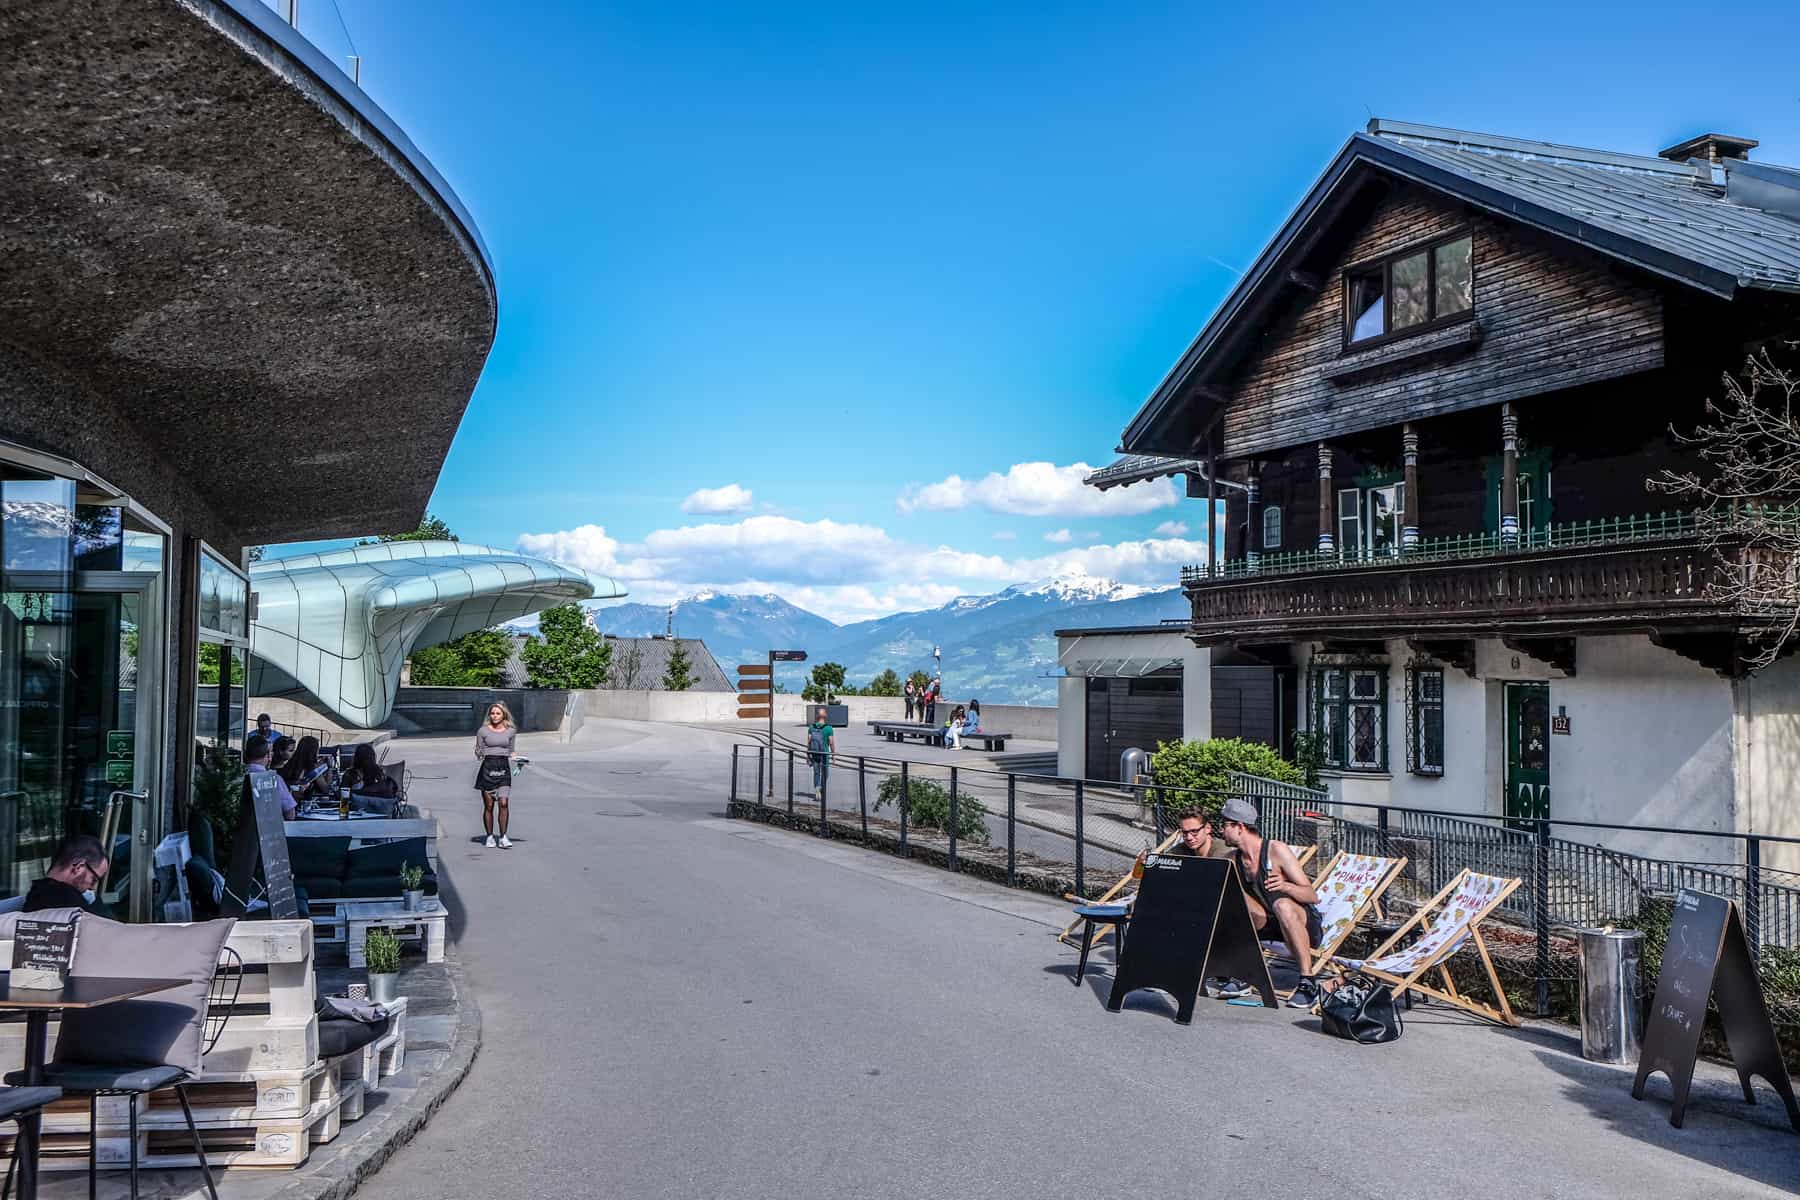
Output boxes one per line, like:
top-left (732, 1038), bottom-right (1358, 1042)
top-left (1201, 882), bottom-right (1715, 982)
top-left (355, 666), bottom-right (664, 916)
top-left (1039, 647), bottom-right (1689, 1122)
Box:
top-left (807, 706), bottom-right (834, 797)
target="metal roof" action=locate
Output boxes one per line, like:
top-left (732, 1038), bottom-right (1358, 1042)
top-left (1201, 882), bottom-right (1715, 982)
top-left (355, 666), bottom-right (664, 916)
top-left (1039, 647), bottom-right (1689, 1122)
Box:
top-left (1084, 454), bottom-right (1200, 490)
top-left (1120, 118), bottom-right (1800, 455)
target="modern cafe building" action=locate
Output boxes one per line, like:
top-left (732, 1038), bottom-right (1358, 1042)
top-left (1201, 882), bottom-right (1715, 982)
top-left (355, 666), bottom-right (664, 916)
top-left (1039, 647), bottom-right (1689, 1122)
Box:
top-left (0, 1), bottom-right (496, 919)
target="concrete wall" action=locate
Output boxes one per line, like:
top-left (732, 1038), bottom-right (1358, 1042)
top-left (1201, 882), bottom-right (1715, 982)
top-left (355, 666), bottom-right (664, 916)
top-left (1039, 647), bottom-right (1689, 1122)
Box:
top-left (390, 687), bottom-right (573, 734)
top-left (559, 690), bottom-right (1058, 740)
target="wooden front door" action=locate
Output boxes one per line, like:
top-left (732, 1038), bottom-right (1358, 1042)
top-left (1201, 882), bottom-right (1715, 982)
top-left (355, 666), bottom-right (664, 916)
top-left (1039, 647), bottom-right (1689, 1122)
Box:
top-left (1505, 682), bottom-right (1551, 823)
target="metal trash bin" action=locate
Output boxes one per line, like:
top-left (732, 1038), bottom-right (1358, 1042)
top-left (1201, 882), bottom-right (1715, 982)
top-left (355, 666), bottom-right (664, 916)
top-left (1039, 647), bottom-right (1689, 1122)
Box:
top-left (1577, 928), bottom-right (1643, 1064)
top-left (1118, 747), bottom-right (1147, 786)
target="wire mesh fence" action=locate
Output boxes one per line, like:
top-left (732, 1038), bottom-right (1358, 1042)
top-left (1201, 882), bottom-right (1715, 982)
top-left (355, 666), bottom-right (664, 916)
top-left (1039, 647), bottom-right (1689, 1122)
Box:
top-left (727, 737), bottom-right (1800, 1026)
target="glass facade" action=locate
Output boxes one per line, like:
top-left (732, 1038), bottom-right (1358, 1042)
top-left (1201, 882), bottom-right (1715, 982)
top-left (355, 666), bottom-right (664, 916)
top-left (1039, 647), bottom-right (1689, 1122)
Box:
top-left (0, 463), bottom-right (167, 915)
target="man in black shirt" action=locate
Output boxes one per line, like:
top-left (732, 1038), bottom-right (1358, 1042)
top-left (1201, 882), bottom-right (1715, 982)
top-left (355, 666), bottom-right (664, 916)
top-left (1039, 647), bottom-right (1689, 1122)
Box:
top-left (23, 835), bottom-right (108, 913)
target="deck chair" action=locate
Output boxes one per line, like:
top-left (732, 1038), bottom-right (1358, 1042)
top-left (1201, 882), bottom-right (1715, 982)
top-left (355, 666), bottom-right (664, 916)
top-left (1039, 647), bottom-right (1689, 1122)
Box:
top-left (1332, 868), bottom-right (1523, 1027)
top-left (1285, 851), bottom-right (1407, 976)
top-left (1059, 841), bottom-right (1318, 950)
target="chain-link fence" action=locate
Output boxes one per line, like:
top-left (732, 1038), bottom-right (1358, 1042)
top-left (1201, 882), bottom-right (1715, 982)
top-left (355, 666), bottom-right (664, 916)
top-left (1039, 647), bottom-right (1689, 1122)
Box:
top-left (727, 738), bottom-right (1800, 1029)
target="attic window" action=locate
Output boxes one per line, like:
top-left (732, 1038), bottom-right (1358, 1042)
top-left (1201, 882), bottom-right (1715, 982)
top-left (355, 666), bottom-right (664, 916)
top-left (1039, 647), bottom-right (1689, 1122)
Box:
top-left (1344, 232), bottom-right (1473, 346)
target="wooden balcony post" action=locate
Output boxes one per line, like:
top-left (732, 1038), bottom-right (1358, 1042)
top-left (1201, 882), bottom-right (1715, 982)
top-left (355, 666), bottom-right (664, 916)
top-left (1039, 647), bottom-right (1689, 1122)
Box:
top-left (1206, 448), bottom-right (1218, 577)
top-left (1402, 423), bottom-right (1420, 552)
top-left (1501, 403), bottom-right (1520, 547)
top-left (1317, 442), bottom-right (1335, 556)
top-left (1246, 465), bottom-right (1262, 571)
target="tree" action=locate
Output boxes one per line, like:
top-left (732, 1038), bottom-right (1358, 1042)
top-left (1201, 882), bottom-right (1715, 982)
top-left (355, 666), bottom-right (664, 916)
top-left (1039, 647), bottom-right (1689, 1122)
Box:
top-left (864, 668), bottom-right (901, 697)
top-left (409, 628), bottom-right (513, 687)
top-left (358, 514), bottom-right (457, 546)
top-left (520, 603), bottom-right (611, 688)
top-left (613, 643), bottom-right (646, 690)
top-left (1651, 344), bottom-right (1800, 667)
top-left (663, 641), bottom-right (696, 691)
top-left (802, 661), bottom-right (847, 704)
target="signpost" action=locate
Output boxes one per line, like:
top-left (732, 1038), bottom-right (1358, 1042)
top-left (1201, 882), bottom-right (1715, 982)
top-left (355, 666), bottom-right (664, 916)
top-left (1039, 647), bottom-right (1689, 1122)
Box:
top-left (1631, 888), bottom-right (1799, 1131)
top-left (739, 652), bottom-right (806, 797)
top-left (1106, 855), bottom-right (1275, 1023)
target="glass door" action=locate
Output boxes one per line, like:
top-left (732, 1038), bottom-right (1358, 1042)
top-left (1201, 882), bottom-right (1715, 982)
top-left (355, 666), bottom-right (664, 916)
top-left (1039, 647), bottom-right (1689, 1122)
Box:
top-left (1505, 682), bottom-right (1550, 825)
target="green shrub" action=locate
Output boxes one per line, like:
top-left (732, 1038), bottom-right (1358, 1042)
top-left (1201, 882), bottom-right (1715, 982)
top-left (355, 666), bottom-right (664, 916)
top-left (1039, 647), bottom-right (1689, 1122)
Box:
top-left (191, 750), bottom-right (244, 865)
top-left (1147, 737), bottom-right (1302, 816)
top-left (364, 928), bottom-right (401, 975)
top-left (873, 775), bottom-right (989, 844)
top-left (1291, 729), bottom-right (1326, 790)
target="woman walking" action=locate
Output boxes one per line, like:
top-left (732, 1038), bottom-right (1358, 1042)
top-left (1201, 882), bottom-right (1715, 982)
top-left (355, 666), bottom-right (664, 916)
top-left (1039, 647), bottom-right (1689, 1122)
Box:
top-left (474, 702), bottom-right (517, 848)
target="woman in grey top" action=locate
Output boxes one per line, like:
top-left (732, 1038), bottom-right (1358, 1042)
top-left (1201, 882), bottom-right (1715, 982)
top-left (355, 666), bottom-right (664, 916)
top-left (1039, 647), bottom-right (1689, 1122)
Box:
top-left (474, 702), bottom-right (518, 848)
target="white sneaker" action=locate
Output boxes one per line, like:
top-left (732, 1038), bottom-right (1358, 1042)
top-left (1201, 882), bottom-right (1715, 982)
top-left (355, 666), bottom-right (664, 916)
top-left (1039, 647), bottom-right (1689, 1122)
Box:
top-left (498, 835), bottom-right (513, 849)
top-left (484, 835), bottom-right (498, 848)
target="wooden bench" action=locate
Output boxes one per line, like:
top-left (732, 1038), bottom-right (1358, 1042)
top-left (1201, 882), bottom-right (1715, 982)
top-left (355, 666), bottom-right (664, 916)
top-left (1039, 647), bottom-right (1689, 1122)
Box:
top-left (958, 731), bottom-right (1010, 751)
top-left (869, 721), bottom-right (946, 746)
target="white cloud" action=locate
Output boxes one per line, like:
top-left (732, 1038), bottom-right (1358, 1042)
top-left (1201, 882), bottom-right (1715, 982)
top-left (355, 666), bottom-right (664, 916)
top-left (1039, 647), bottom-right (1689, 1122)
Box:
top-left (992, 530), bottom-right (1016, 542)
top-left (897, 461), bottom-right (1178, 517)
top-left (1154, 520), bottom-right (1189, 537)
top-left (1044, 528), bottom-right (1072, 544)
top-left (679, 483), bottom-right (754, 515)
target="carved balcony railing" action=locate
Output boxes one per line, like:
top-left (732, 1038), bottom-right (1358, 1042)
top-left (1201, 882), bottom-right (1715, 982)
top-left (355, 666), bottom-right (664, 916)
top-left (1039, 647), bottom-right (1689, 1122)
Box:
top-left (1181, 533), bottom-right (1756, 646)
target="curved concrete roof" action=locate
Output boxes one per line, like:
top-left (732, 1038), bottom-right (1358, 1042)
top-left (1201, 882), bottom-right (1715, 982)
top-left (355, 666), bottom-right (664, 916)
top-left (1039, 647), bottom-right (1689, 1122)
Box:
top-left (0, 0), bottom-right (497, 546)
top-left (249, 541), bottom-right (625, 728)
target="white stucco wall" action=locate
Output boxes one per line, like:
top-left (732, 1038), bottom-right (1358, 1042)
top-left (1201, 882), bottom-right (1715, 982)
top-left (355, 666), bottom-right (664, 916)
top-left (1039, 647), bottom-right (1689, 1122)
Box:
top-left (1735, 655), bottom-right (1800, 875)
top-left (1182, 642), bottom-right (1212, 743)
top-left (1053, 630), bottom-right (1204, 780)
top-left (1056, 676), bottom-right (1086, 780)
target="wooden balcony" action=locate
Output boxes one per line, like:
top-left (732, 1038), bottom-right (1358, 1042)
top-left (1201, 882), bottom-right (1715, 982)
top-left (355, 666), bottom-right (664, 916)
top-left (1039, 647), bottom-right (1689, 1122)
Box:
top-left (1181, 527), bottom-right (1768, 669)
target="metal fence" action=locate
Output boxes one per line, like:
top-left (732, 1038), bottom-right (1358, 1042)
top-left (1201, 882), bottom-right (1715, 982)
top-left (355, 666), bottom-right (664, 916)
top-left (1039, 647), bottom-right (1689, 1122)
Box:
top-left (726, 737), bottom-right (1800, 1019)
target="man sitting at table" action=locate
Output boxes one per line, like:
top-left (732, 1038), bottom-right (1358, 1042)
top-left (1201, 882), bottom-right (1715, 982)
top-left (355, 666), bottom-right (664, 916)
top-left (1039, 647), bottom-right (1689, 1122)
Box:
top-left (244, 733), bottom-right (298, 820)
top-left (24, 835), bottom-right (109, 913)
top-left (1218, 797), bottom-right (1324, 1009)
top-left (1166, 811), bottom-right (1232, 860)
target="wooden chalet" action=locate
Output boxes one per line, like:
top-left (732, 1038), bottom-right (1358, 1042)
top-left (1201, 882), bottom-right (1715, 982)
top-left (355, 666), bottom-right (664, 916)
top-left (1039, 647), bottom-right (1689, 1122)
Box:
top-left (1097, 120), bottom-right (1800, 860)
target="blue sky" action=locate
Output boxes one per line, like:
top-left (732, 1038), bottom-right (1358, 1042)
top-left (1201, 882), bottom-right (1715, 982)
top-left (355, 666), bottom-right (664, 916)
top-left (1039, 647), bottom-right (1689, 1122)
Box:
top-left (270, 0), bottom-right (1800, 621)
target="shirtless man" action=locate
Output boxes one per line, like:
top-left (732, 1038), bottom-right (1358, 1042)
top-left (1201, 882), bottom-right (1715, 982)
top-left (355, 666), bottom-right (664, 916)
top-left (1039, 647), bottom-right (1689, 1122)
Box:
top-left (1218, 797), bottom-right (1324, 1009)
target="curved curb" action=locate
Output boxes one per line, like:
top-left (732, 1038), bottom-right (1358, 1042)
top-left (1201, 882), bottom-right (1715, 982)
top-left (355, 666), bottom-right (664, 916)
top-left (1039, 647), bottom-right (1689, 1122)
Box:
top-left (260, 950), bottom-right (484, 1200)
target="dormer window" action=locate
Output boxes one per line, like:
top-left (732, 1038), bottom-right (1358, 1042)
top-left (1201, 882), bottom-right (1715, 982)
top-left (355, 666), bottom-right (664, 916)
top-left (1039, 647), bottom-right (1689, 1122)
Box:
top-left (1344, 232), bottom-right (1473, 346)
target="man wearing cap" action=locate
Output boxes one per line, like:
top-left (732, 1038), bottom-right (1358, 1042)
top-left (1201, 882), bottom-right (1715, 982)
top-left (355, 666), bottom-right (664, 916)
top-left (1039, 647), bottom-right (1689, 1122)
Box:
top-left (1218, 797), bottom-right (1325, 1009)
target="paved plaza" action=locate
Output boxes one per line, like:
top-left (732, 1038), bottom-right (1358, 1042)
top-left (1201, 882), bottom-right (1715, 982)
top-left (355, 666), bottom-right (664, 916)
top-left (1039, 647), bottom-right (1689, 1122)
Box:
top-left (340, 719), bottom-right (1800, 1200)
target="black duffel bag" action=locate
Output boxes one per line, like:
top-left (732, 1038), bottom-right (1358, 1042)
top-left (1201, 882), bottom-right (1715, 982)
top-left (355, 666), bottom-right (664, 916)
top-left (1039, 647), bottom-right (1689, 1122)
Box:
top-left (1319, 972), bottom-right (1404, 1044)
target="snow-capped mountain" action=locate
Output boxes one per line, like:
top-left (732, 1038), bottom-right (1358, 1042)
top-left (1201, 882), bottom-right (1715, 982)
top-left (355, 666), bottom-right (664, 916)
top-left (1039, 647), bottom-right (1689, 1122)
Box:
top-left (573, 573), bottom-right (1187, 704)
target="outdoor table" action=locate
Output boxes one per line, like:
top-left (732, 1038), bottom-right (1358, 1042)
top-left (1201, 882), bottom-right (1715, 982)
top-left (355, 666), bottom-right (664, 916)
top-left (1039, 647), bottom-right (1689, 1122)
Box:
top-left (0, 974), bottom-right (187, 1200)
top-left (343, 899), bottom-right (447, 968)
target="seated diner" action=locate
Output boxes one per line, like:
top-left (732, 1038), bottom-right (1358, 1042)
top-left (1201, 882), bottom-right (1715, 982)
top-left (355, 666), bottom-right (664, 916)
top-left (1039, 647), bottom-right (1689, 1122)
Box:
top-left (1218, 797), bottom-right (1324, 1009)
top-left (23, 835), bottom-right (109, 913)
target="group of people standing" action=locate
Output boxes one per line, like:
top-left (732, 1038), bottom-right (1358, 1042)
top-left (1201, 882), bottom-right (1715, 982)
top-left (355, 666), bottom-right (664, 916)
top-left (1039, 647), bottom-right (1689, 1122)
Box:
top-left (903, 676), bottom-right (939, 723)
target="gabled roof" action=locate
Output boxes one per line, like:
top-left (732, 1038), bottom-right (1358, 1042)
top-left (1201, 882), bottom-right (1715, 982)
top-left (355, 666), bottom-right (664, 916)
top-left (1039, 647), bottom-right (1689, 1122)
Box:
top-left (1121, 119), bottom-right (1800, 456)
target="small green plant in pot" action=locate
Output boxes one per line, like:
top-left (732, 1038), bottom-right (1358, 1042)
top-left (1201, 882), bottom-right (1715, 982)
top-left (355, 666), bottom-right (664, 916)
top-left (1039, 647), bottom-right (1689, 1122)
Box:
top-left (399, 862), bottom-right (426, 912)
top-left (364, 928), bottom-right (402, 1003)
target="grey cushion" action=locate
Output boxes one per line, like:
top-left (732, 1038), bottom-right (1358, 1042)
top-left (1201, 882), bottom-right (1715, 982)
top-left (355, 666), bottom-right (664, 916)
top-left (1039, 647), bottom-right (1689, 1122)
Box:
top-left (0, 1086), bottom-right (60, 1120)
top-left (0, 908), bottom-right (82, 939)
top-left (53, 917), bottom-right (235, 1073)
top-left (9, 1063), bottom-right (184, 1093)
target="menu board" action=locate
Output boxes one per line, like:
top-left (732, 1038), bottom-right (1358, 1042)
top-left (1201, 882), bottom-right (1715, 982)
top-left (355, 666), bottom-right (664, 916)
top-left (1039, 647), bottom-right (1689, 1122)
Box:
top-left (11, 919), bottom-right (76, 990)
top-left (1631, 888), bottom-right (1799, 1131)
top-left (1105, 855), bottom-right (1275, 1023)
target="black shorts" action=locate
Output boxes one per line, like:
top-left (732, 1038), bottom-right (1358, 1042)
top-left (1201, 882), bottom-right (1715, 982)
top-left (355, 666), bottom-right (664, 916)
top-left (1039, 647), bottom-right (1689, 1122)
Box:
top-left (1256, 900), bottom-right (1323, 948)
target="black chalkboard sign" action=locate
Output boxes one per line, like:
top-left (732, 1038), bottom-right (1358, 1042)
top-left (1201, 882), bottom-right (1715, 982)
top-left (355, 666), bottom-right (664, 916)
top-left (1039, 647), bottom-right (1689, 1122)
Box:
top-left (1105, 855), bottom-right (1275, 1023)
top-left (223, 770), bottom-right (300, 921)
top-left (1631, 888), bottom-right (1799, 1131)
top-left (10, 919), bottom-right (76, 990)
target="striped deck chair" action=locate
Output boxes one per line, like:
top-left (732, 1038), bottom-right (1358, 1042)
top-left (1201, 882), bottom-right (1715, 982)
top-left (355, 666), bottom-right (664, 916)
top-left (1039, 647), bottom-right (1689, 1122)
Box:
top-left (1333, 868), bottom-right (1523, 1027)
top-left (1291, 851), bottom-right (1408, 975)
top-left (1060, 841), bottom-right (1318, 950)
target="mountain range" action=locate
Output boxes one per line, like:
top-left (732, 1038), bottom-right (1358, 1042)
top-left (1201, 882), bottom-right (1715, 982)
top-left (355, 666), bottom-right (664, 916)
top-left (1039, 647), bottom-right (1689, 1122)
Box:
top-left (570, 569), bottom-right (1187, 705)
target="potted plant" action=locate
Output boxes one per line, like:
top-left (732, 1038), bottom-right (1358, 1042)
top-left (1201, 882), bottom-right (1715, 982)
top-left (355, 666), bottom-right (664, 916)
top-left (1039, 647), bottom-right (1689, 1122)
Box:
top-left (364, 928), bottom-right (401, 1003)
top-left (399, 862), bottom-right (426, 912)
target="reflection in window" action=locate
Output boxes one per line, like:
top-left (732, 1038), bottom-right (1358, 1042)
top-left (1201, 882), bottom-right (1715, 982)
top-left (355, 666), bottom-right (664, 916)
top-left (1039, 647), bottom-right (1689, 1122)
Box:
top-left (2, 478), bottom-right (75, 579)
top-left (73, 506), bottom-right (123, 571)
top-left (199, 550), bottom-right (248, 639)
top-left (1344, 232), bottom-right (1473, 344)
top-left (1390, 251), bottom-right (1430, 330)
top-left (1347, 269), bottom-right (1385, 342)
top-left (1435, 236), bottom-right (1473, 316)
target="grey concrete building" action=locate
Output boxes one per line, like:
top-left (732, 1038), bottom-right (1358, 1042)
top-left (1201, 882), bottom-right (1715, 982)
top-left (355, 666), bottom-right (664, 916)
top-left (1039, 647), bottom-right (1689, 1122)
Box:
top-left (0, 1), bottom-right (495, 916)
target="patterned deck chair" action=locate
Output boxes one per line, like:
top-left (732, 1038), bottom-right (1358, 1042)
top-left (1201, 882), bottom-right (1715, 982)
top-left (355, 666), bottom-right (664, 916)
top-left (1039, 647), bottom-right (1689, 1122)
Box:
top-left (1059, 841), bottom-right (1318, 950)
top-left (1333, 868), bottom-right (1523, 1027)
top-left (1288, 851), bottom-right (1408, 975)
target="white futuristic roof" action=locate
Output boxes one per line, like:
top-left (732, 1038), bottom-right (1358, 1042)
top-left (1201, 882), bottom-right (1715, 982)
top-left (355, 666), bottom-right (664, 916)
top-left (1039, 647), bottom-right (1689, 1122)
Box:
top-left (249, 540), bottom-right (621, 728)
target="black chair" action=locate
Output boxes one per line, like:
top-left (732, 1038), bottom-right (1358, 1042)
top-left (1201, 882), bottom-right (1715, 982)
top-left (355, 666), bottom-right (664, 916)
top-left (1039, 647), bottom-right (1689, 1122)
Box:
top-left (1070, 904), bottom-right (1130, 985)
top-left (5, 945), bottom-right (241, 1200)
top-left (0, 1086), bottom-right (64, 1198)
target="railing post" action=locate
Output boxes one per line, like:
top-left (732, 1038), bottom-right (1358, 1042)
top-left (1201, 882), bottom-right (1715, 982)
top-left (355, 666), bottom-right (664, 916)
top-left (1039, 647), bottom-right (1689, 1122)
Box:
top-left (858, 756), bottom-right (868, 838)
top-left (1377, 805), bottom-right (1390, 853)
top-left (1534, 818), bottom-right (1551, 1017)
top-left (786, 749), bottom-right (795, 815)
top-left (755, 746), bottom-right (765, 807)
top-left (1747, 835), bottom-right (1764, 961)
top-left (899, 761), bottom-right (910, 857)
top-left (948, 766), bottom-right (959, 871)
top-left (1074, 780), bottom-right (1085, 898)
top-left (1006, 774), bottom-right (1017, 888)
top-left (819, 754), bottom-right (828, 837)
top-left (730, 744), bottom-right (738, 804)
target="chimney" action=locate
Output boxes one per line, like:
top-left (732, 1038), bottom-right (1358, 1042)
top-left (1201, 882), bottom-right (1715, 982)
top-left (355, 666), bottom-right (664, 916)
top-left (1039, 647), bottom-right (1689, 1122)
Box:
top-left (1658, 132), bottom-right (1758, 164)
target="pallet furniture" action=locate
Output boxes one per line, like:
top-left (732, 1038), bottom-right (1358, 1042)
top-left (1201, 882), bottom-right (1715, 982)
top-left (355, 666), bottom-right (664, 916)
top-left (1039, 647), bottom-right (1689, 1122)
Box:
top-left (344, 900), bottom-right (447, 969)
top-left (286, 815), bottom-right (440, 868)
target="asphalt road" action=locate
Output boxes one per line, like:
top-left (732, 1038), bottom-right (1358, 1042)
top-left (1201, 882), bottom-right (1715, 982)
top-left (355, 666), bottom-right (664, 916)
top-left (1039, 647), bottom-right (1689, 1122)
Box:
top-left (358, 720), bottom-right (1800, 1200)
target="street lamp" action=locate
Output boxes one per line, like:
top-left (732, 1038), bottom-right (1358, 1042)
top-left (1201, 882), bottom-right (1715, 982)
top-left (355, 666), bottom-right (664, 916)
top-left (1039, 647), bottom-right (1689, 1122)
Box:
top-left (933, 644), bottom-right (941, 694)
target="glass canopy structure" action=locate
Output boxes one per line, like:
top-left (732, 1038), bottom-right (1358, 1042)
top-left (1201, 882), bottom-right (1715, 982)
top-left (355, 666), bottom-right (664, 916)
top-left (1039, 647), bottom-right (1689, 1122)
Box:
top-left (248, 541), bottom-right (620, 728)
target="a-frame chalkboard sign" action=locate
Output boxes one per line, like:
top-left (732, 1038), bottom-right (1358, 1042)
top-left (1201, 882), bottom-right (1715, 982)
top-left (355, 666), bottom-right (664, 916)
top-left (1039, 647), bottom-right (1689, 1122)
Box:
top-left (222, 770), bottom-right (301, 921)
top-left (1106, 854), bottom-right (1275, 1024)
top-left (1631, 888), bottom-right (1799, 1132)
